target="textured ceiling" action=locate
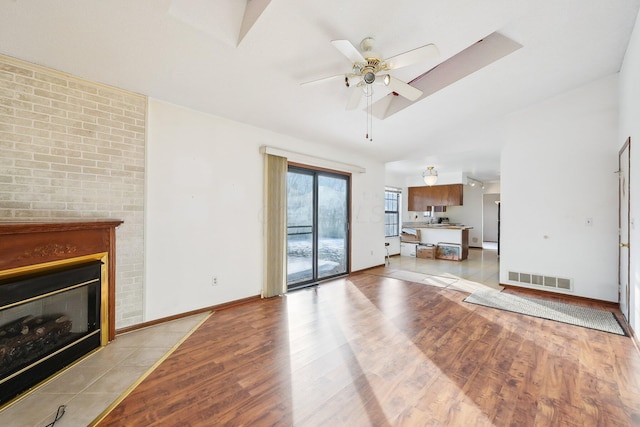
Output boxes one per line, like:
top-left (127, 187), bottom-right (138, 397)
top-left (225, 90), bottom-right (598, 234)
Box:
top-left (1, 0), bottom-right (639, 182)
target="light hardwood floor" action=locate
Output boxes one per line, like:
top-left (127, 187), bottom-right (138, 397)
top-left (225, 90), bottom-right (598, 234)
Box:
top-left (94, 249), bottom-right (640, 426)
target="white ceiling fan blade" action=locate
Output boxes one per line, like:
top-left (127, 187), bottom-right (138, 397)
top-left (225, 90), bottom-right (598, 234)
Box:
top-left (331, 40), bottom-right (365, 63)
top-left (301, 73), bottom-right (344, 86)
top-left (383, 75), bottom-right (423, 101)
top-left (346, 85), bottom-right (364, 110)
top-left (385, 43), bottom-right (439, 70)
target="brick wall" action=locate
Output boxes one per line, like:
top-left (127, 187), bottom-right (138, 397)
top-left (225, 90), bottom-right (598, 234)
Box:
top-left (0, 55), bottom-right (146, 329)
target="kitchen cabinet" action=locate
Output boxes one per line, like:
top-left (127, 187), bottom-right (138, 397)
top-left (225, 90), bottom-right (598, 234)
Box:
top-left (407, 184), bottom-right (463, 211)
top-left (412, 225), bottom-right (471, 261)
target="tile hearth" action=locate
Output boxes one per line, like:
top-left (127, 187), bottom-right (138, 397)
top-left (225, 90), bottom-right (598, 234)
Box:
top-left (0, 312), bottom-right (210, 427)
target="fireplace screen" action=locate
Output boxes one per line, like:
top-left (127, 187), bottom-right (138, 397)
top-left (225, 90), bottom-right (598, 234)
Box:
top-left (0, 261), bottom-right (102, 406)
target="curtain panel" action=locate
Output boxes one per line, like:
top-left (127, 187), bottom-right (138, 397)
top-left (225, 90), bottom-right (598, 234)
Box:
top-left (262, 153), bottom-right (287, 298)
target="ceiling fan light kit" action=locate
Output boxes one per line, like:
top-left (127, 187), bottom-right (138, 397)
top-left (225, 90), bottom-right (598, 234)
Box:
top-left (363, 71), bottom-right (376, 84)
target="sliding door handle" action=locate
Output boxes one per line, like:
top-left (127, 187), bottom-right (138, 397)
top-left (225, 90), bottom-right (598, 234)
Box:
top-left (620, 242), bottom-right (629, 248)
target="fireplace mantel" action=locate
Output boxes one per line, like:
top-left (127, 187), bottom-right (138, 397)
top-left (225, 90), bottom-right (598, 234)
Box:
top-left (0, 219), bottom-right (123, 341)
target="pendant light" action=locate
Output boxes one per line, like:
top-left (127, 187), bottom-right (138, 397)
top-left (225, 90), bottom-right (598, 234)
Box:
top-left (422, 166), bottom-right (438, 186)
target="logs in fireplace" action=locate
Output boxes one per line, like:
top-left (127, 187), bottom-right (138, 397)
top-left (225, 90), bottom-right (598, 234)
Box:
top-left (0, 314), bottom-right (73, 373)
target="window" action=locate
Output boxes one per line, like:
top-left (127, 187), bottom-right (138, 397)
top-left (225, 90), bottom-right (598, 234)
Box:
top-left (385, 190), bottom-right (400, 237)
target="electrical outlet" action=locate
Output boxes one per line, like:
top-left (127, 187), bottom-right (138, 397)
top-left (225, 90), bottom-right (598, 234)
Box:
top-left (212, 276), bottom-right (218, 286)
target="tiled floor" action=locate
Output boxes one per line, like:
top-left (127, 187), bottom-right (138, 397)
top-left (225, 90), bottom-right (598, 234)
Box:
top-left (0, 247), bottom-right (498, 427)
top-left (387, 246), bottom-right (500, 288)
top-left (0, 312), bottom-right (211, 427)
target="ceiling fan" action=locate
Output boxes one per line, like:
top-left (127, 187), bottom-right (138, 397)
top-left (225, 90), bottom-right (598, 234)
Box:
top-left (304, 37), bottom-right (439, 110)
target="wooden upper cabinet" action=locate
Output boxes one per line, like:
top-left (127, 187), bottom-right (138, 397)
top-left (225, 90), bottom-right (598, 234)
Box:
top-left (407, 184), bottom-right (463, 210)
top-left (445, 184), bottom-right (463, 206)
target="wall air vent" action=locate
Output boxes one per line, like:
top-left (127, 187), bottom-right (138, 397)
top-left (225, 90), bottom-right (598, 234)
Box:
top-left (508, 271), bottom-right (572, 291)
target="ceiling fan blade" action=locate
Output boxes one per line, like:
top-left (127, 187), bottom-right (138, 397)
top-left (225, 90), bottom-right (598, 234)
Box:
top-left (331, 39), bottom-right (366, 63)
top-left (385, 43), bottom-right (439, 70)
top-left (383, 75), bottom-right (423, 101)
top-left (301, 73), bottom-right (344, 86)
top-left (346, 85), bottom-right (363, 110)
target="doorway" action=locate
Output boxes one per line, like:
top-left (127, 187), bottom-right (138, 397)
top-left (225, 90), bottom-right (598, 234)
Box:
top-left (483, 193), bottom-right (500, 246)
top-left (619, 137), bottom-right (630, 322)
top-left (286, 166), bottom-right (350, 289)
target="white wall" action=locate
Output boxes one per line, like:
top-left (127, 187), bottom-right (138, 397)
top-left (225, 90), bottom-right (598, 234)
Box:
top-left (483, 181), bottom-right (501, 194)
top-left (145, 99), bottom-right (385, 321)
top-left (445, 185), bottom-right (484, 247)
top-left (619, 10), bottom-right (640, 333)
top-left (501, 75), bottom-right (620, 301)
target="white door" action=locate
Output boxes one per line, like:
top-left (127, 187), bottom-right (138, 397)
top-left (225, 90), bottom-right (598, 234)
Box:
top-left (619, 138), bottom-right (630, 322)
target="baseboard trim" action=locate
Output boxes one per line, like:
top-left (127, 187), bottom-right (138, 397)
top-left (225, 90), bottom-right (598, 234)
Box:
top-left (350, 264), bottom-right (386, 275)
top-left (115, 295), bottom-right (261, 336)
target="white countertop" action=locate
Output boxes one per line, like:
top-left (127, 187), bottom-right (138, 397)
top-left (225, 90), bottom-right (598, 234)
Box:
top-left (402, 223), bottom-right (473, 230)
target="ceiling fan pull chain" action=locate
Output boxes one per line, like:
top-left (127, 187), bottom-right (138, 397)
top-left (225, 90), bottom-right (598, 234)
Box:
top-left (369, 92), bottom-right (373, 142)
top-left (365, 98), bottom-right (369, 140)
top-left (365, 90), bottom-right (367, 139)
top-left (369, 96), bottom-right (373, 141)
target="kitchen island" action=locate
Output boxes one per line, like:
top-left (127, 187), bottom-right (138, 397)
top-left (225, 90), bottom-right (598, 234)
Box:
top-left (402, 223), bottom-right (472, 260)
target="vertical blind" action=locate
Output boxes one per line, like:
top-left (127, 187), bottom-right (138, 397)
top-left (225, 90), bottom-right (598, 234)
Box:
top-left (262, 153), bottom-right (288, 298)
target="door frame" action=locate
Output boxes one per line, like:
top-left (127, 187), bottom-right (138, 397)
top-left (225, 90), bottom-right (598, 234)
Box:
top-left (619, 137), bottom-right (631, 322)
top-left (287, 162), bottom-right (352, 290)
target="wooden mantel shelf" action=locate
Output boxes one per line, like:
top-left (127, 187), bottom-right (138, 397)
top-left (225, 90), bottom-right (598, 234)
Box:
top-left (0, 219), bottom-right (123, 341)
top-left (0, 218), bottom-right (123, 233)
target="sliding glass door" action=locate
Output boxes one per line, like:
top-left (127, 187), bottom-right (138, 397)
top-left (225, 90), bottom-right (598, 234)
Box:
top-left (287, 166), bottom-right (349, 289)
top-left (287, 169), bottom-right (314, 285)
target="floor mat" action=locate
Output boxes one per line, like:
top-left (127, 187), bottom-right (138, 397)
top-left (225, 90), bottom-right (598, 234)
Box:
top-left (464, 289), bottom-right (627, 336)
